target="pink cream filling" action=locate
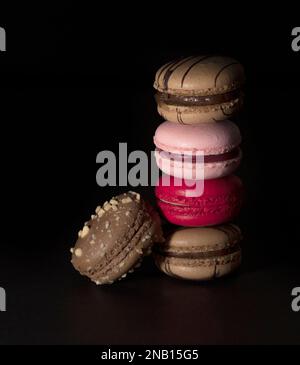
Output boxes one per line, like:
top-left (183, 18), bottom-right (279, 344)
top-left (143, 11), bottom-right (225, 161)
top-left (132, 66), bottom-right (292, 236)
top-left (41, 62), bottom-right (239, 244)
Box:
top-left (156, 147), bottom-right (240, 164)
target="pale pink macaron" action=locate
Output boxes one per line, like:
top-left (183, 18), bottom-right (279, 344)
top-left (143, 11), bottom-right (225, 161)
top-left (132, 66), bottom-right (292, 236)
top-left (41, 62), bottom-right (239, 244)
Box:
top-left (154, 120), bottom-right (242, 180)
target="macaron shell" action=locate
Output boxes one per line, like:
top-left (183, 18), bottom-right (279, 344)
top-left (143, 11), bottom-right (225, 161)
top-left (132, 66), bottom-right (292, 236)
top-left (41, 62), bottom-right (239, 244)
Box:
top-left (154, 121), bottom-right (241, 155)
top-left (157, 97), bottom-right (242, 124)
top-left (154, 55), bottom-right (245, 95)
top-left (155, 147), bottom-right (242, 180)
top-left (155, 251), bottom-right (241, 281)
top-left (155, 175), bottom-right (243, 226)
top-left (156, 202), bottom-right (241, 226)
top-left (156, 173), bottom-right (243, 203)
top-left (164, 224), bottom-right (242, 250)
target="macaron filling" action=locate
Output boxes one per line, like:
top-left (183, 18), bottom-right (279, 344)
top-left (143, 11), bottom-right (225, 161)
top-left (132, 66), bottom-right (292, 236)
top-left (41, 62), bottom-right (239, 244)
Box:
top-left (157, 198), bottom-right (189, 207)
top-left (156, 147), bottom-right (240, 163)
top-left (155, 89), bottom-right (241, 107)
top-left (154, 244), bottom-right (240, 259)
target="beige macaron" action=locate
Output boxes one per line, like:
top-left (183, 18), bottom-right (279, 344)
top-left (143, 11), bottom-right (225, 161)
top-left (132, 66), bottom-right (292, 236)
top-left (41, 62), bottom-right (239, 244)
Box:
top-left (154, 55), bottom-right (245, 124)
top-left (153, 224), bottom-right (242, 281)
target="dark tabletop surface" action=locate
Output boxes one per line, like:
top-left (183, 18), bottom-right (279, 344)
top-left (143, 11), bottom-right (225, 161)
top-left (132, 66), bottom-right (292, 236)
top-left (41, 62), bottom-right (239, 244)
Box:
top-left (1, 232), bottom-right (299, 345)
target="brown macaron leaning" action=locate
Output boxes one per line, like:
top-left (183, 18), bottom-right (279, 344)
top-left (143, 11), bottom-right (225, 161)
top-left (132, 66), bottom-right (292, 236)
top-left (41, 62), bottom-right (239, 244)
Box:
top-left (154, 55), bottom-right (245, 124)
top-left (71, 191), bottom-right (164, 285)
top-left (153, 224), bottom-right (242, 281)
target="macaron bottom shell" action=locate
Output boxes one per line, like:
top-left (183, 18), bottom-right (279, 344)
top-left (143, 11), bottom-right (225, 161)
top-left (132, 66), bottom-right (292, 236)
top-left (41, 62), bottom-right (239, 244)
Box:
top-left (154, 250), bottom-right (241, 281)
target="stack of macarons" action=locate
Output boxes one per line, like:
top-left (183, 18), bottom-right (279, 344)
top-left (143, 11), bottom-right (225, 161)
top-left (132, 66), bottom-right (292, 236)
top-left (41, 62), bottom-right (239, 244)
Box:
top-left (70, 56), bottom-right (245, 285)
top-left (152, 55), bottom-right (245, 280)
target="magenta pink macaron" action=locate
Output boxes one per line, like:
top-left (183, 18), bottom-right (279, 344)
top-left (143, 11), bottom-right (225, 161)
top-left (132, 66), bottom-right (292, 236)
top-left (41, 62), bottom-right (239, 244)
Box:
top-left (154, 120), bottom-right (242, 180)
top-left (155, 174), bottom-right (243, 227)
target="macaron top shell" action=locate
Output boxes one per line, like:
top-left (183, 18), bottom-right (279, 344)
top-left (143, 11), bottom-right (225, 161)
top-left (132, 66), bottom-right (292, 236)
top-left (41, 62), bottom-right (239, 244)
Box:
top-left (154, 120), bottom-right (241, 155)
top-left (156, 174), bottom-right (243, 204)
top-left (163, 225), bottom-right (242, 252)
top-left (154, 55), bottom-right (245, 96)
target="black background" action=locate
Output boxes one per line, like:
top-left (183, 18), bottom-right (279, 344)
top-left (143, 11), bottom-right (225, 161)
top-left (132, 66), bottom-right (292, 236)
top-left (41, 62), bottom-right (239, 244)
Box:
top-left (0, 5), bottom-right (299, 345)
